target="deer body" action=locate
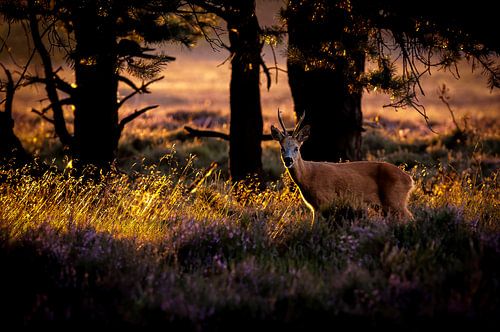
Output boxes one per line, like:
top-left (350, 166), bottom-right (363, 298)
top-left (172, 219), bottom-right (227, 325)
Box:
top-left (287, 157), bottom-right (414, 218)
top-left (272, 111), bottom-right (414, 222)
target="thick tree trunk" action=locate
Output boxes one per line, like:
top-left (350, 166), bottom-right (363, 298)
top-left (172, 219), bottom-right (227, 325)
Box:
top-left (72, 8), bottom-right (118, 168)
top-left (287, 62), bottom-right (364, 162)
top-left (227, 2), bottom-right (263, 181)
top-left (286, 1), bottom-right (365, 162)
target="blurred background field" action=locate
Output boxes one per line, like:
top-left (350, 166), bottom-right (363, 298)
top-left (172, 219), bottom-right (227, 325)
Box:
top-left (9, 43), bottom-right (500, 178)
top-left (5, 0), bottom-right (499, 176)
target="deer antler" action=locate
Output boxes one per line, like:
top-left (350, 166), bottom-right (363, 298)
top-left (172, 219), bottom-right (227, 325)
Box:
top-left (292, 111), bottom-right (306, 137)
top-left (277, 108), bottom-right (288, 136)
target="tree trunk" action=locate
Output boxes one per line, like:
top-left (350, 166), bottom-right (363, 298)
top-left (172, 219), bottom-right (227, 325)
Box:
top-left (0, 68), bottom-right (29, 164)
top-left (286, 1), bottom-right (365, 162)
top-left (287, 62), bottom-right (364, 162)
top-left (72, 7), bottom-right (118, 168)
top-left (0, 113), bottom-right (29, 163)
top-left (227, 2), bottom-right (263, 181)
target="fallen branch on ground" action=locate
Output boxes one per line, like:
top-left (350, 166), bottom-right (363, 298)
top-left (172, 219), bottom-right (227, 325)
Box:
top-left (184, 126), bottom-right (296, 141)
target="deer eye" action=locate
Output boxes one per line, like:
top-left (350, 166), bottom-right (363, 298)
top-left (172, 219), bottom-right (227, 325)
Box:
top-left (294, 147), bottom-right (299, 152)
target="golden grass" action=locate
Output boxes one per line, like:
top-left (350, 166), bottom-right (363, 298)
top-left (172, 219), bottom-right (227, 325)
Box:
top-left (1, 153), bottom-right (497, 250)
top-left (0, 158), bottom-right (308, 248)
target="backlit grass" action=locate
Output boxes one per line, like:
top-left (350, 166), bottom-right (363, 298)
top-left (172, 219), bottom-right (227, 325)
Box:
top-left (0, 146), bottom-right (498, 329)
top-left (1, 102), bottom-right (499, 328)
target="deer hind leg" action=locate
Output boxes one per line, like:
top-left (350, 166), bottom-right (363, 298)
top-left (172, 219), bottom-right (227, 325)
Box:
top-left (381, 202), bottom-right (411, 221)
top-left (380, 185), bottom-right (413, 221)
top-left (383, 204), bottom-right (413, 221)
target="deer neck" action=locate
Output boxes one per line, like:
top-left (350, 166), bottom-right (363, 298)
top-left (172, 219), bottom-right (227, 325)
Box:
top-left (287, 155), bottom-right (308, 187)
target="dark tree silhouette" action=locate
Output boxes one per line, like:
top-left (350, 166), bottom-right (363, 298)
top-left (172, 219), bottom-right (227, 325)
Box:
top-left (0, 0), bottom-right (207, 169)
top-left (188, 0), bottom-right (271, 181)
top-left (283, 0), bottom-right (500, 162)
top-left (226, 1), bottom-right (264, 182)
top-left (0, 65), bottom-right (29, 164)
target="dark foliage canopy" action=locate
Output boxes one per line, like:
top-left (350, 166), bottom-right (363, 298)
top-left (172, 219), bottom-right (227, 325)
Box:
top-left (0, 0), bottom-right (213, 167)
top-left (0, 0), bottom-right (209, 79)
top-left (283, 0), bottom-right (499, 113)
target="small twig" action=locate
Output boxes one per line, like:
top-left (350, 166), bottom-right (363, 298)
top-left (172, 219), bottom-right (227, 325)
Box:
top-left (118, 105), bottom-right (158, 134)
top-left (36, 97), bottom-right (74, 115)
top-left (266, 66), bottom-right (288, 73)
top-left (217, 52), bottom-right (234, 68)
top-left (31, 108), bottom-right (55, 124)
top-left (437, 84), bottom-right (463, 133)
top-left (23, 75), bottom-right (73, 94)
top-left (186, 3), bottom-right (229, 51)
top-left (118, 75), bottom-right (142, 92)
top-left (270, 43), bottom-right (279, 85)
top-left (117, 76), bottom-right (164, 109)
top-left (260, 58), bottom-right (272, 91)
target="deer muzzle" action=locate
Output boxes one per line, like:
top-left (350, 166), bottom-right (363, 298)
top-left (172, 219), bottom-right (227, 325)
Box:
top-left (283, 157), bottom-right (294, 168)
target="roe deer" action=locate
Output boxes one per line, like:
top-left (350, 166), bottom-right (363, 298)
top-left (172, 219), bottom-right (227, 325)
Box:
top-left (271, 110), bottom-right (414, 224)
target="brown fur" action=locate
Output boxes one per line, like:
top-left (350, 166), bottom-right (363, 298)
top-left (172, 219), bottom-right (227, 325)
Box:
top-left (287, 155), bottom-right (414, 221)
top-left (271, 119), bottom-right (414, 223)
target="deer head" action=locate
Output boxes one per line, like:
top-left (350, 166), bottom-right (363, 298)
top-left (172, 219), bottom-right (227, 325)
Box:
top-left (271, 110), bottom-right (310, 168)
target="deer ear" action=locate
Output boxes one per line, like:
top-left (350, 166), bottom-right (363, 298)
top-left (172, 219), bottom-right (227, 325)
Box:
top-left (296, 125), bottom-right (310, 143)
top-left (271, 125), bottom-right (285, 141)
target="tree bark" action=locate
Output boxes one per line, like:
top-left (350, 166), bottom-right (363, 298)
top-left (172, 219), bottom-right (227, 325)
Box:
top-left (287, 62), bottom-right (364, 162)
top-left (72, 6), bottom-right (119, 168)
top-left (227, 1), bottom-right (263, 181)
top-left (286, 1), bottom-right (365, 162)
top-left (0, 67), bottom-right (29, 163)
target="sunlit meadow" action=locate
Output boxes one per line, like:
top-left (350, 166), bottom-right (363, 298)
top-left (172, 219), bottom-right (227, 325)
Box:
top-left (1, 3), bottom-right (500, 329)
top-left (1, 90), bottom-right (499, 328)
